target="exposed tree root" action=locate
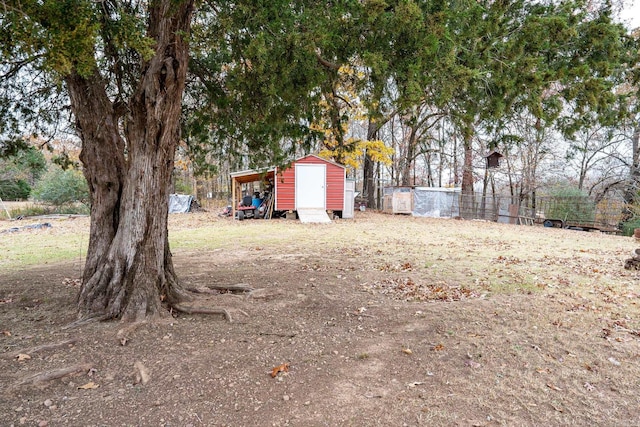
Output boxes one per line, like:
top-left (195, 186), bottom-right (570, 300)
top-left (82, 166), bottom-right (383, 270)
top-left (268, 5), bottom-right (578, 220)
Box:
top-left (208, 283), bottom-right (253, 293)
top-left (187, 287), bottom-right (220, 295)
top-left (171, 303), bottom-right (233, 321)
top-left (247, 288), bottom-right (283, 300)
top-left (259, 332), bottom-right (297, 338)
top-left (187, 283), bottom-right (253, 295)
top-left (13, 363), bottom-right (92, 388)
top-left (171, 303), bottom-right (249, 322)
top-left (62, 314), bottom-right (111, 330)
top-left (116, 321), bottom-right (148, 344)
top-left (7, 339), bottom-right (77, 359)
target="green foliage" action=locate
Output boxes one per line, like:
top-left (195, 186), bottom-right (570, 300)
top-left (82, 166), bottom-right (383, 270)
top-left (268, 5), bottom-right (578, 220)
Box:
top-left (2, 0), bottom-right (639, 201)
top-left (0, 179), bottom-right (31, 200)
top-left (621, 217), bottom-right (640, 237)
top-left (0, 0), bottom-right (155, 154)
top-left (19, 147), bottom-right (47, 180)
top-left (185, 0), bottom-right (365, 172)
top-left (0, 146), bottom-right (46, 201)
top-left (32, 166), bottom-right (89, 207)
top-left (0, 145), bottom-right (47, 182)
top-left (173, 176), bottom-right (193, 195)
top-left (545, 186), bottom-right (595, 222)
top-left (0, 138), bottom-right (30, 158)
top-left (6, 204), bottom-right (50, 219)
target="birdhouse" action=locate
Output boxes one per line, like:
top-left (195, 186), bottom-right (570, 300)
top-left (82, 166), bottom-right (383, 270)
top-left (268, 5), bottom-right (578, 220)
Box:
top-left (484, 150), bottom-right (504, 169)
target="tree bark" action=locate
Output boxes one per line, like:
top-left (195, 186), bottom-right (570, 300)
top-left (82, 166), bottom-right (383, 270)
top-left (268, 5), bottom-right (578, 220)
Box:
top-left (363, 119), bottom-right (378, 209)
top-left (622, 123), bottom-right (640, 221)
top-left (461, 130), bottom-right (474, 196)
top-left (66, 70), bottom-right (125, 287)
top-left (68, 0), bottom-right (195, 321)
top-left (400, 124), bottom-right (418, 186)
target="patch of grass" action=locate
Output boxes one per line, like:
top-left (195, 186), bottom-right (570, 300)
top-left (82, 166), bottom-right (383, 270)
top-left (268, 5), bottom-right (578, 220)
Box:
top-left (9, 204), bottom-right (51, 218)
top-left (168, 218), bottom-right (366, 251)
top-left (0, 233), bottom-right (87, 271)
top-left (6, 203), bottom-right (89, 218)
top-left (0, 217), bottom-right (88, 271)
top-left (2, 211), bottom-right (637, 296)
top-left (488, 279), bottom-right (541, 295)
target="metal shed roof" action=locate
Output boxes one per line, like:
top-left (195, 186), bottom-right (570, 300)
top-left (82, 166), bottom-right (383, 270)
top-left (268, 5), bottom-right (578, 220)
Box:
top-left (229, 168), bottom-right (276, 184)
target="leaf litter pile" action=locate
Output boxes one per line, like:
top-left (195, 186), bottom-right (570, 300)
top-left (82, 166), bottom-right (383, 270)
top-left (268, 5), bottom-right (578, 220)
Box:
top-left (360, 277), bottom-right (479, 302)
top-left (1, 211), bottom-right (640, 426)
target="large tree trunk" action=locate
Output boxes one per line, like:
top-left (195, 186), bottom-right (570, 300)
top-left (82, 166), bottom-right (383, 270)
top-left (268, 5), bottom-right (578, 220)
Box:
top-left (66, 70), bottom-right (125, 287)
top-left (622, 123), bottom-right (640, 221)
top-left (459, 127), bottom-right (475, 219)
top-left (400, 124), bottom-right (418, 186)
top-left (68, 0), bottom-right (195, 322)
top-left (363, 119), bottom-right (378, 209)
top-left (461, 131), bottom-right (474, 196)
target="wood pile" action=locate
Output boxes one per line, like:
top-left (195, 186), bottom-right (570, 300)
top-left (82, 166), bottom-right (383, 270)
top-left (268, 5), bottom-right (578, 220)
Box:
top-left (624, 248), bottom-right (640, 270)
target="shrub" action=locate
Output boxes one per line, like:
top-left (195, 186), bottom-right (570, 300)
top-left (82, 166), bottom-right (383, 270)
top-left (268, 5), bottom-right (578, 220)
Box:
top-left (32, 167), bottom-right (89, 207)
top-left (621, 217), bottom-right (640, 237)
top-left (8, 204), bottom-right (51, 218)
top-left (173, 176), bottom-right (193, 194)
top-left (0, 179), bottom-right (31, 200)
top-left (4, 202), bottom-right (89, 219)
top-left (545, 187), bottom-right (595, 223)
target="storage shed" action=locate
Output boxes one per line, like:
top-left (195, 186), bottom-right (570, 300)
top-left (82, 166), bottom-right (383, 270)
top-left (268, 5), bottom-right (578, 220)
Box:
top-left (382, 187), bottom-right (413, 214)
top-left (230, 154), bottom-right (348, 223)
top-left (412, 187), bottom-right (461, 218)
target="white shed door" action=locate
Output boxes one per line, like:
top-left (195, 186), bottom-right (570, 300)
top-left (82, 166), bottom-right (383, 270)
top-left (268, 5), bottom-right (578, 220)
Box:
top-left (343, 179), bottom-right (355, 218)
top-left (295, 164), bottom-right (326, 209)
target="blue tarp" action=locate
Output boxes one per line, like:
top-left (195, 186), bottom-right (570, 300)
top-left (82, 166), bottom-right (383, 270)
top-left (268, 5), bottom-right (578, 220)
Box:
top-left (169, 194), bottom-right (194, 213)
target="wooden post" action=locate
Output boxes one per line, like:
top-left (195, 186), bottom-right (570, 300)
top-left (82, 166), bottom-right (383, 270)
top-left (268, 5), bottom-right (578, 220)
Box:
top-left (0, 197), bottom-right (11, 220)
top-left (231, 177), bottom-right (236, 219)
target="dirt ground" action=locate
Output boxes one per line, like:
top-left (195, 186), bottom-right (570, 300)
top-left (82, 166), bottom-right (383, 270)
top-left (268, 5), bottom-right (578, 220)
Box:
top-left (1, 212), bottom-right (640, 426)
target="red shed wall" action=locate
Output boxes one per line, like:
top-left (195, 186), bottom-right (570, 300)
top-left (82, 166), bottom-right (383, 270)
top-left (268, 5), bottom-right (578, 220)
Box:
top-left (275, 156), bottom-right (345, 211)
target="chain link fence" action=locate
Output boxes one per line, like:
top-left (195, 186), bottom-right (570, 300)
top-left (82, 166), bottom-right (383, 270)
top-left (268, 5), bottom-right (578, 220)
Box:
top-left (458, 193), bottom-right (624, 232)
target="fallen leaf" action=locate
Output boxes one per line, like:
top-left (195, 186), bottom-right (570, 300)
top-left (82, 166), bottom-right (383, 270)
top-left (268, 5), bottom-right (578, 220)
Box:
top-left (608, 357), bottom-right (621, 366)
top-left (77, 381), bottom-right (99, 390)
top-left (432, 344), bottom-right (444, 351)
top-left (2, 330), bottom-right (11, 336)
top-left (406, 381), bottom-right (424, 388)
top-left (402, 348), bottom-right (413, 355)
top-left (16, 353), bottom-right (31, 361)
top-left (546, 383), bottom-right (562, 391)
top-left (465, 360), bottom-right (481, 369)
top-left (271, 363), bottom-right (289, 378)
top-left (134, 361), bottom-right (150, 385)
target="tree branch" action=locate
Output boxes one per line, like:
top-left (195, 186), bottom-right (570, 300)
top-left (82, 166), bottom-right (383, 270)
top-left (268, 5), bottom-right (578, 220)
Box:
top-left (315, 50), bottom-right (340, 70)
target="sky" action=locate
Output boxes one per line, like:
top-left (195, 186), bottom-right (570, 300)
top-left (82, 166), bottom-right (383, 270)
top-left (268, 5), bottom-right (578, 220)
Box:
top-left (619, 0), bottom-right (640, 29)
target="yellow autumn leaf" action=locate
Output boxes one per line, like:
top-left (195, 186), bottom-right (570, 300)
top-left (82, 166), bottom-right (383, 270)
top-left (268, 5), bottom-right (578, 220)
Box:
top-left (78, 381), bottom-right (100, 390)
